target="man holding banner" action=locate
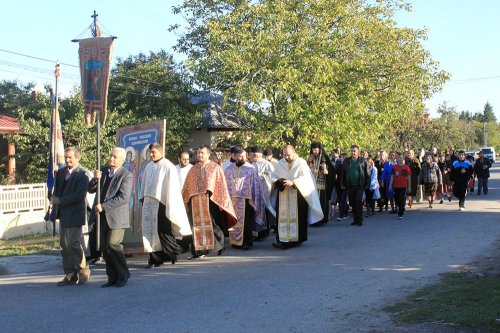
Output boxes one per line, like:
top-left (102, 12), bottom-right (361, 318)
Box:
top-left (51, 147), bottom-right (91, 286)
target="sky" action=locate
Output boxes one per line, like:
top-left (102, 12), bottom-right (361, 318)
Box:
top-left (1, 0), bottom-right (499, 120)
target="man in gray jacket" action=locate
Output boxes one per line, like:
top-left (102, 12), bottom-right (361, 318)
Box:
top-left (51, 147), bottom-right (91, 286)
top-left (88, 147), bottom-right (133, 287)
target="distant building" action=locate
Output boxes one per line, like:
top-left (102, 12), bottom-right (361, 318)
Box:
top-left (0, 115), bottom-right (21, 184)
top-left (187, 93), bottom-right (250, 160)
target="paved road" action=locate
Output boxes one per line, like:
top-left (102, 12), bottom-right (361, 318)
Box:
top-left (1, 166), bottom-right (499, 333)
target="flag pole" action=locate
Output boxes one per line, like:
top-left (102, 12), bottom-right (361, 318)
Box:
top-left (91, 10), bottom-right (101, 252)
top-left (53, 63), bottom-right (60, 237)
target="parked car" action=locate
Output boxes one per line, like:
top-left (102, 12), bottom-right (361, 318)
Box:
top-left (481, 147), bottom-right (496, 163)
top-left (465, 150), bottom-right (479, 161)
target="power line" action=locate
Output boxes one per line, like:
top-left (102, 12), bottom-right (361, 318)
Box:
top-left (448, 75), bottom-right (500, 85)
top-left (0, 48), bottom-right (175, 87)
top-left (0, 48), bottom-right (78, 68)
top-left (0, 68), bottom-right (77, 85)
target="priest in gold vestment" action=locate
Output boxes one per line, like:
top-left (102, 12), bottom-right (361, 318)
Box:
top-left (271, 145), bottom-right (323, 249)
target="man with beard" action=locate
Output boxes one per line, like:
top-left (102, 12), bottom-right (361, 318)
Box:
top-left (222, 145), bottom-right (240, 171)
top-left (182, 145), bottom-right (237, 258)
top-left (224, 148), bottom-right (266, 249)
top-left (248, 146), bottom-right (276, 236)
top-left (450, 150), bottom-right (474, 211)
top-left (271, 145), bottom-right (323, 249)
top-left (307, 142), bottom-right (334, 226)
top-left (140, 143), bottom-right (192, 268)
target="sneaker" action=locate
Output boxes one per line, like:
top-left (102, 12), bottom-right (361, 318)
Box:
top-left (459, 207), bottom-right (465, 211)
top-left (397, 216), bottom-right (403, 220)
top-left (336, 216), bottom-right (343, 221)
top-left (343, 216), bottom-right (348, 220)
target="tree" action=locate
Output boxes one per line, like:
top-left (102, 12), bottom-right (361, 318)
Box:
top-left (482, 101), bottom-right (496, 123)
top-left (5, 85), bottom-right (124, 183)
top-left (171, 0), bottom-right (448, 155)
top-left (0, 80), bottom-right (39, 117)
top-left (108, 50), bottom-right (203, 159)
top-left (3, 51), bottom-right (201, 183)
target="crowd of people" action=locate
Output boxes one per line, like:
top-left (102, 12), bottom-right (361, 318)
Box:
top-left (49, 142), bottom-right (493, 287)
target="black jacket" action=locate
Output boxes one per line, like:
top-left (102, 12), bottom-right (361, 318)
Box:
top-left (474, 158), bottom-right (492, 178)
top-left (340, 156), bottom-right (369, 189)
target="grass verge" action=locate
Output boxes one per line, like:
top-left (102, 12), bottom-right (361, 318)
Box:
top-left (384, 272), bottom-right (500, 331)
top-left (0, 233), bottom-right (59, 257)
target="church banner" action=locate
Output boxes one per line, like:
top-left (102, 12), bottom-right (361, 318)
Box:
top-left (116, 120), bottom-right (166, 252)
top-left (78, 37), bottom-right (114, 128)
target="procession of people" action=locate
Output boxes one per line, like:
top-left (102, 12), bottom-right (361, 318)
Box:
top-left (52, 142), bottom-right (492, 287)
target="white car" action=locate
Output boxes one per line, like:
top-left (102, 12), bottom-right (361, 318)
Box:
top-left (481, 147), bottom-right (496, 163)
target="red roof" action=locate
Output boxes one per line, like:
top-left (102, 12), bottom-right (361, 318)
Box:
top-left (0, 115), bottom-right (21, 134)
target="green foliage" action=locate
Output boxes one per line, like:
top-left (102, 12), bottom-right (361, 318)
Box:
top-left (172, 0), bottom-right (449, 155)
top-left (2, 50), bottom-right (200, 183)
top-left (0, 233), bottom-right (59, 257)
top-left (108, 50), bottom-right (203, 160)
top-left (0, 80), bottom-right (39, 117)
top-left (481, 101), bottom-right (497, 123)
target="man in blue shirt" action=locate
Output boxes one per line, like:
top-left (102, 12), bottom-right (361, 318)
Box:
top-left (450, 150), bottom-right (474, 211)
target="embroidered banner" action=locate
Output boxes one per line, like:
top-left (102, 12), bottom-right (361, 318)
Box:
top-left (78, 37), bottom-right (114, 128)
top-left (278, 187), bottom-right (299, 242)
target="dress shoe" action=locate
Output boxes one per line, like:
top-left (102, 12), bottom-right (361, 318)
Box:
top-left (116, 273), bottom-right (130, 288)
top-left (217, 247), bottom-right (225, 256)
top-left (56, 274), bottom-right (78, 286)
top-left (101, 281), bottom-right (117, 288)
top-left (77, 267), bottom-right (90, 285)
top-left (188, 253), bottom-right (205, 260)
top-left (272, 242), bottom-right (286, 249)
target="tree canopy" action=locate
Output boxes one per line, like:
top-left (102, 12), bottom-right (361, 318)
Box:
top-left (3, 50), bottom-right (201, 183)
top-left (172, 0), bottom-right (449, 154)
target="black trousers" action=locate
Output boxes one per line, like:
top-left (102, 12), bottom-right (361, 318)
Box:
top-left (149, 202), bottom-right (183, 265)
top-left (453, 182), bottom-right (468, 208)
top-left (100, 216), bottom-right (129, 283)
top-left (319, 189), bottom-right (329, 224)
top-left (348, 186), bottom-right (364, 225)
top-left (394, 188), bottom-right (407, 217)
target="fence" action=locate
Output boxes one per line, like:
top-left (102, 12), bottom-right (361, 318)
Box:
top-left (0, 183), bottom-right (48, 239)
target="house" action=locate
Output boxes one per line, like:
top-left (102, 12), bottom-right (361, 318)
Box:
top-left (0, 115), bottom-right (21, 184)
top-left (187, 93), bottom-right (249, 160)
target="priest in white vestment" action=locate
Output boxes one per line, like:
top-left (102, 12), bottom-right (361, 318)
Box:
top-left (271, 145), bottom-right (323, 249)
top-left (139, 143), bottom-right (192, 268)
top-left (175, 151), bottom-right (193, 190)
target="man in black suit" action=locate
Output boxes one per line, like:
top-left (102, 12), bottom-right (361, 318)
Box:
top-left (88, 147), bottom-right (133, 288)
top-left (51, 146), bottom-right (91, 286)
